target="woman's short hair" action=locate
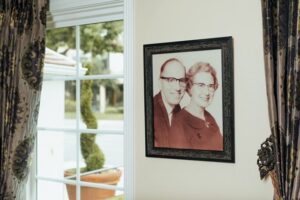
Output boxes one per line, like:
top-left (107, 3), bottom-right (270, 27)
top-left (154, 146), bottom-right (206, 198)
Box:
top-left (186, 62), bottom-right (219, 94)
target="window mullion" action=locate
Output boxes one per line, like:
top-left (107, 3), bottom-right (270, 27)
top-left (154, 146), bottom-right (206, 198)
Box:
top-left (75, 25), bottom-right (81, 200)
top-left (30, 133), bottom-right (38, 200)
top-left (36, 176), bottom-right (123, 191)
top-left (43, 74), bottom-right (124, 81)
top-left (124, 0), bottom-right (135, 198)
top-left (37, 127), bottom-right (124, 135)
top-left (78, 74), bottom-right (124, 80)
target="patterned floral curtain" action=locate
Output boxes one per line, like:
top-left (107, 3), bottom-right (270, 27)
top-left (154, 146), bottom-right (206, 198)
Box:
top-left (258, 0), bottom-right (300, 199)
top-left (0, 0), bottom-right (48, 199)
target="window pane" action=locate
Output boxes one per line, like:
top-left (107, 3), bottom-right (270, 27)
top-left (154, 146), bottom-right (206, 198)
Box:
top-left (78, 133), bottom-right (123, 189)
top-left (45, 27), bottom-right (80, 79)
top-left (109, 191), bottom-right (124, 200)
top-left (78, 186), bottom-right (122, 200)
top-left (96, 134), bottom-right (123, 167)
top-left (37, 131), bottom-right (78, 181)
top-left (41, 20), bottom-right (125, 200)
top-left (78, 133), bottom-right (123, 168)
top-left (38, 180), bottom-right (70, 200)
top-left (80, 21), bottom-right (123, 76)
top-left (79, 79), bottom-right (123, 130)
top-left (107, 191), bottom-right (124, 200)
top-left (39, 80), bottom-right (77, 129)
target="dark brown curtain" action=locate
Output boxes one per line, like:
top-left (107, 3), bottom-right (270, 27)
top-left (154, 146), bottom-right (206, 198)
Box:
top-left (0, 0), bottom-right (48, 199)
top-left (258, 0), bottom-right (300, 199)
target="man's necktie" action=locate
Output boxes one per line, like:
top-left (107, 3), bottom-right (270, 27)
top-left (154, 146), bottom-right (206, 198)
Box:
top-left (171, 105), bottom-right (181, 126)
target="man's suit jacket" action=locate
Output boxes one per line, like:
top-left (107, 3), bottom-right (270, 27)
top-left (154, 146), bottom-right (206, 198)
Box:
top-left (153, 92), bottom-right (180, 147)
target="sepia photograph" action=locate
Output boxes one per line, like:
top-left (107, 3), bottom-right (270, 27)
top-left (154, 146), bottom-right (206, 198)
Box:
top-left (144, 37), bottom-right (235, 162)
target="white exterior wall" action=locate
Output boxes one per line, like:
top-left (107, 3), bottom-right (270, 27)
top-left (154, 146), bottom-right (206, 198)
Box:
top-left (38, 80), bottom-right (66, 200)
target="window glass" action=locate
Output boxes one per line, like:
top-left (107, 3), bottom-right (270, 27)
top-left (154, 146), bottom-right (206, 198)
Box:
top-left (79, 79), bottom-right (124, 130)
top-left (37, 131), bottom-right (78, 181)
top-left (80, 21), bottom-right (123, 76)
top-left (36, 20), bottom-right (124, 200)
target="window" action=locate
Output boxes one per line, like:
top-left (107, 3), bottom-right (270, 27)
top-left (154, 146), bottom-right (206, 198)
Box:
top-left (27, 1), bottom-right (134, 199)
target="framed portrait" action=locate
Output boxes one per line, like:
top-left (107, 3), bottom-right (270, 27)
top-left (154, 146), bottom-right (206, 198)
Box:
top-left (144, 37), bottom-right (234, 163)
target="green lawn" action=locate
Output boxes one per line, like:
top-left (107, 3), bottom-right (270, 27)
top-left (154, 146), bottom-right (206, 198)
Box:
top-left (65, 106), bottom-right (123, 120)
top-left (106, 195), bottom-right (124, 200)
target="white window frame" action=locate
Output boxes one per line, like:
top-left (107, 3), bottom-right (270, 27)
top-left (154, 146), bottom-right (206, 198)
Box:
top-left (28, 0), bottom-right (134, 199)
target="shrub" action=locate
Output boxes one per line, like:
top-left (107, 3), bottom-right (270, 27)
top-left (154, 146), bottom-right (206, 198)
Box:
top-left (80, 64), bottom-right (105, 171)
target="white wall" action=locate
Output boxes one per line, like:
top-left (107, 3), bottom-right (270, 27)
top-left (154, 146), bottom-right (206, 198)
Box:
top-left (134, 0), bottom-right (273, 199)
top-left (38, 81), bottom-right (65, 200)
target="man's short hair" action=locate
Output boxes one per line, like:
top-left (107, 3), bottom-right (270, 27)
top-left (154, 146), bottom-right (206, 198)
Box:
top-left (160, 58), bottom-right (184, 76)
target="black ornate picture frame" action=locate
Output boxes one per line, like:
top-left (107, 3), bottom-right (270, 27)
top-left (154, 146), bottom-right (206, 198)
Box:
top-left (144, 37), bottom-right (235, 163)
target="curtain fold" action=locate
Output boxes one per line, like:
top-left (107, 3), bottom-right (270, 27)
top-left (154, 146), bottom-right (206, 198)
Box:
top-left (0, 0), bottom-right (48, 199)
top-left (259, 0), bottom-right (300, 199)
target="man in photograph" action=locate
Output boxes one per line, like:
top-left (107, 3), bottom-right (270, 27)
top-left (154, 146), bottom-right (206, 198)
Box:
top-left (153, 58), bottom-right (186, 147)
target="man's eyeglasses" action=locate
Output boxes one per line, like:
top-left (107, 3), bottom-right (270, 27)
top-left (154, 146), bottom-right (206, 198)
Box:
top-left (160, 76), bottom-right (187, 87)
top-left (192, 82), bottom-right (215, 92)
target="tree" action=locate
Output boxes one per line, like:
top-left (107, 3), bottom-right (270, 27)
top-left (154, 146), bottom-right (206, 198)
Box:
top-left (46, 21), bottom-right (123, 55)
top-left (46, 20), bottom-right (124, 112)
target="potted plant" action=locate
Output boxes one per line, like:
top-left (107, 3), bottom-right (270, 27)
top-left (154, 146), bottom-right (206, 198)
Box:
top-left (64, 65), bottom-right (122, 200)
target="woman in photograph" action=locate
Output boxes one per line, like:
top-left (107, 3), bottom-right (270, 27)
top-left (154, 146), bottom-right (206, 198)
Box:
top-left (170, 62), bottom-right (223, 151)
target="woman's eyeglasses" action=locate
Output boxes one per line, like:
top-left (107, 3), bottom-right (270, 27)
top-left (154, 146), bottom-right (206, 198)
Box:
top-left (192, 82), bottom-right (215, 92)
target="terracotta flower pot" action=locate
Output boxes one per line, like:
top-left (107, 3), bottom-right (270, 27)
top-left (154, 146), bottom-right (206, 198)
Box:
top-left (65, 169), bottom-right (122, 200)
